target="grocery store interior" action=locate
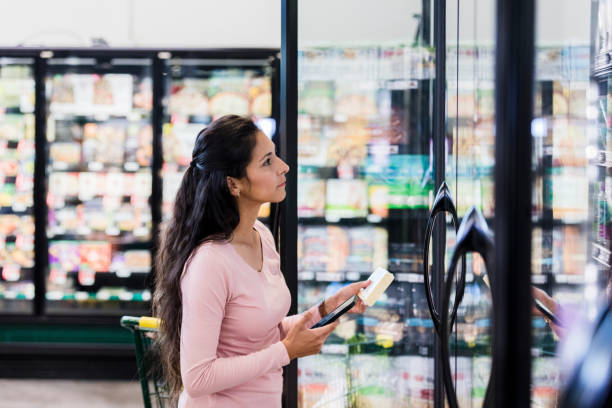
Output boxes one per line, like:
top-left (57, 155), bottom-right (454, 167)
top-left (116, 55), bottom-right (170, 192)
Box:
top-left (1, 0), bottom-right (611, 407)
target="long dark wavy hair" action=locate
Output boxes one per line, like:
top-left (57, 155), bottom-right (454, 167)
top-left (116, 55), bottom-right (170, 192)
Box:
top-left (152, 115), bottom-right (259, 404)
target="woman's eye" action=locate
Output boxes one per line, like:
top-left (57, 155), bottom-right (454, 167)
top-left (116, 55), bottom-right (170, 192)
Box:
top-left (263, 158), bottom-right (272, 166)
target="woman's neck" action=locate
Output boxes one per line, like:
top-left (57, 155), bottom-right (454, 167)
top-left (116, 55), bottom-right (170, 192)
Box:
top-left (231, 200), bottom-right (261, 246)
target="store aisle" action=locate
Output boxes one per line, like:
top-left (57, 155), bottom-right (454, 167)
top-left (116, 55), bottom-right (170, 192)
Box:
top-left (0, 379), bottom-right (143, 408)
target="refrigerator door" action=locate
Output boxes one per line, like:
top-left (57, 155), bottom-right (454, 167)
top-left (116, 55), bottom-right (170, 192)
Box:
top-left (0, 57), bottom-right (36, 314)
top-left (296, 2), bottom-right (436, 406)
top-left (45, 56), bottom-right (153, 315)
top-left (161, 58), bottom-right (276, 224)
top-left (528, 1), bottom-right (610, 406)
top-left (445, 1), bottom-right (496, 406)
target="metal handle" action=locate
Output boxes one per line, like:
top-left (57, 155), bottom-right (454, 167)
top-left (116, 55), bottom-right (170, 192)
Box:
top-left (440, 206), bottom-right (495, 408)
top-left (423, 181), bottom-right (467, 335)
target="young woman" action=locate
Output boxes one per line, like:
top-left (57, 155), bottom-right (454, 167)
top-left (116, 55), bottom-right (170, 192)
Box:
top-left (153, 115), bottom-right (370, 407)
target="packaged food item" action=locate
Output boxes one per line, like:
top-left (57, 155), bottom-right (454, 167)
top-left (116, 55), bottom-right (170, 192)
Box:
top-left (209, 92), bottom-right (249, 118)
top-left (300, 227), bottom-right (327, 272)
top-left (133, 77), bottom-right (153, 110)
top-left (249, 77), bottom-right (272, 117)
top-left (326, 125), bottom-right (370, 167)
top-left (79, 242), bottom-right (111, 272)
top-left (472, 356), bottom-right (492, 407)
top-left (48, 241), bottom-right (80, 273)
top-left (298, 81), bottom-right (334, 117)
top-left (125, 250), bottom-right (151, 273)
top-left (169, 78), bottom-right (210, 116)
top-left (298, 354), bottom-right (348, 408)
top-left (368, 185), bottom-right (389, 218)
top-left (345, 227), bottom-right (375, 273)
top-left (298, 179), bottom-right (326, 217)
top-left (395, 356), bottom-right (434, 407)
top-left (326, 226), bottom-right (349, 273)
top-left (349, 354), bottom-right (396, 407)
top-left (325, 179), bottom-right (368, 219)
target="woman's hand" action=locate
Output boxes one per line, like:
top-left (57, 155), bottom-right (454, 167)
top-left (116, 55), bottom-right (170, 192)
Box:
top-left (281, 310), bottom-right (339, 360)
top-left (532, 286), bottom-right (564, 337)
top-left (324, 280), bottom-right (371, 315)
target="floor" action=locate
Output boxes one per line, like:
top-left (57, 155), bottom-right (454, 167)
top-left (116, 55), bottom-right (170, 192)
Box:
top-left (0, 380), bottom-right (144, 408)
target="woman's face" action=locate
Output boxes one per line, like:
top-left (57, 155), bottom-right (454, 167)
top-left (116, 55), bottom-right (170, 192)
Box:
top-left (238, 131), bottom-right (289, 204)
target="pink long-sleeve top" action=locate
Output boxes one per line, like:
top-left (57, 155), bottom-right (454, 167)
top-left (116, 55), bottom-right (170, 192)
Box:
top-left (178, 220), bottom-right (321, 407)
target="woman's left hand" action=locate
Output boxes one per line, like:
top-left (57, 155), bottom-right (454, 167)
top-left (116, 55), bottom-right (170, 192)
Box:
top-left (324, 280), bottom-right (371, 315)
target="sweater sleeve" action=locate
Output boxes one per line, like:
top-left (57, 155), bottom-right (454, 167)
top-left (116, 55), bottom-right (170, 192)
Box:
top-left (278, 304), bottom-right (322, 340)
top-left (180, 246), bottom-right (290, 399)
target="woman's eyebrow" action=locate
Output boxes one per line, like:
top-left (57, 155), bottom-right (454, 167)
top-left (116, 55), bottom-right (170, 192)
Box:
top-left (260, 152), bottom-right (273, 162)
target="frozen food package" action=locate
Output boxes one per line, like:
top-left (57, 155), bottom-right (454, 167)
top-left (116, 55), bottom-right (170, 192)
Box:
top-left (334, 84), bottom-right (378, 120)
top-left (79, 242), bottom-right (111, 272)
top-left (50, 142), bottom-right (81, 165)
top-left (395, 356), bottom-right (434, 407)
top-left (326, 125), bottom-right (370, 168)
top-left (248, 77), bottom-right (272, 117)
top-left (349, 354), bottom-right (397, 407)
top-left (169, 78), bottom-right (210, 116)
top-left (345, 226), bottom-right (374, 273)
top-left (472, 356), bottom-right (492, 408)
top-left (298, 354), bottom-right (347, 408)
top-left (300, 227), bottom-right (328, 272)
top-left (298, 178), bottom-right (326, 217)
top-left (297, 123), bottom-right (328, 167)
top-left (298, 81), bottom-right (334, 117)
top-left (326, 226), bottom-right (349, 273)
top-left (48, 241), bottom-right (80, 273)
top-left (325, 179), bottom-right (368, 219)
top-left (163, 123), bottom-right (203, 166)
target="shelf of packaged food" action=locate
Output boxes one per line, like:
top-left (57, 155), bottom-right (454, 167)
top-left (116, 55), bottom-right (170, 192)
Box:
top-left (552, 274), bottom-right (587, 285)
top-left (48, 161), bottom-right (149, 173)
top-left (50, 194), bottom-right (149, 206)
top-left (49, 110), bottom-right (151, 122)
top-left (299, 211), bottom-right (430, 226)
top-left (44, 288), bottom-right (152, 302)
top-left (0, 207), bottom-right (34, 215)
top-left (531, 216), bottom-right (587, 226)
top-left (1, 107), bottom-right (30, 115)
top-left (592, 243), bottom-right (611, 268)
top-left (47, 233), bottom-right (151, 244)
top-left (162, 115), bottom-right (210, 125)
top-left (0, 291), bottom-right (34, 300)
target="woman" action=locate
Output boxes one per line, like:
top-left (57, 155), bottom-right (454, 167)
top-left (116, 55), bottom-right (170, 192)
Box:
top-left (153, 115), bottom-right (370, 407)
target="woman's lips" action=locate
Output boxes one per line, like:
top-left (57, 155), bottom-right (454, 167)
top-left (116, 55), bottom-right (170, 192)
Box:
top-left (278, 182), bottom-right (286, 188)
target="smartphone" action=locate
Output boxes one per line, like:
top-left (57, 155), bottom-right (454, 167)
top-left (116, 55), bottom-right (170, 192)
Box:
top-left (534, 298), bottom-right (562, 326)
top-left (311, 295), bottom-right (357, 329)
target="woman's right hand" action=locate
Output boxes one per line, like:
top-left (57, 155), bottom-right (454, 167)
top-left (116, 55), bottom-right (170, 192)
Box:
top-left (281, 310), bottom-right (339, 360)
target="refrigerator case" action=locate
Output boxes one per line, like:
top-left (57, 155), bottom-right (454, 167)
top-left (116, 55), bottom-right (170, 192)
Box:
top-left (161, 61), bottom-right (275, 222)
top-left (296, 44), bottom-right (437, 407)
top-left (45, 58), bottom-right (154, 314)
top-left (0, 59), bottom-right (36, 314)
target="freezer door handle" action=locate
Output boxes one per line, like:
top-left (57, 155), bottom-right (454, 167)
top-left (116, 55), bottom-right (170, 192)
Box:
top-left (440, 206), bottom-right (496, 408)
top-left (423, 181), bottom-right (466, 336)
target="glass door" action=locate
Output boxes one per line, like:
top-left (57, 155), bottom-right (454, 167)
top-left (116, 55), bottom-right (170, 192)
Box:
top-left (445, 0), bottom-right (496, 406)
top-left (529, 1), bottom-right (611, 406)
top-left (0, 57), bottom-right (36, 314)
top-left (160, 55), bottom-right (276, 224)
top-left (45, 55), bottom-right (153, 314)
top-left (297, 1), bottom-right (436, 406)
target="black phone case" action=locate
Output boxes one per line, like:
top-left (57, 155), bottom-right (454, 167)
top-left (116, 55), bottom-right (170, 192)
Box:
top-left (534, 298), bottom-right (562, 326)
top-left (311, 295), bottom-right (357, 328)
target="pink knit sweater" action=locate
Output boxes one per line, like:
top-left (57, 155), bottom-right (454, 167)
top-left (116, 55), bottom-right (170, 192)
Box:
top-left (178, 220), bottom-right (321, 407)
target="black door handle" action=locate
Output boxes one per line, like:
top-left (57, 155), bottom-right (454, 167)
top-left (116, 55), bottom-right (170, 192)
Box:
top-left (440, 206), bottom-right (495, 408)
top-left (423, 181), bottom-right (467, 335)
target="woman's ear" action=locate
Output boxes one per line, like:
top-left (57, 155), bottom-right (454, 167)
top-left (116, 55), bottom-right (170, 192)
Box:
top-left (226, 176), bottom-right (241, 198)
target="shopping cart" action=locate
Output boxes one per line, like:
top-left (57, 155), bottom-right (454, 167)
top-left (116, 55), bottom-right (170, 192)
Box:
top-left (120, 316), bottom-right (169, 408)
